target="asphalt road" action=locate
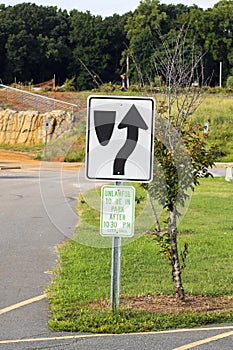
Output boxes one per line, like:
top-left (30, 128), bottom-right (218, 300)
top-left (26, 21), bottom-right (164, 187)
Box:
top-left (0, 162), bottom-right (233, 349)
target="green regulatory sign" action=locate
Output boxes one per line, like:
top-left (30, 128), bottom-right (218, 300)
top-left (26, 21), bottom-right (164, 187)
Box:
top-left (100, 185), bottom-right (135, 237)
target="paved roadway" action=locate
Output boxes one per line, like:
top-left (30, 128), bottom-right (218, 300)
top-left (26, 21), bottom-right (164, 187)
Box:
top-left (0, 162), bottom-right (233, 349)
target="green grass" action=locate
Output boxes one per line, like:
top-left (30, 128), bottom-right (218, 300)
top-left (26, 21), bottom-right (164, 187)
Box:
top-left (190, 94), bottom-right (233, 161)
top-left (58, 93), bottom-right (233, 163)
top-left (48, 177), bottom-right (233, 333)
top-left (0, 143), bottom-right (44, 159)
top-left (179, 178), bottom-right (233, 295)
top-left (0, 143), bottom-right (44, 153)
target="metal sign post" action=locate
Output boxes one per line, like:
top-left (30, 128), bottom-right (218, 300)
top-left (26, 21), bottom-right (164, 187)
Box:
top-left (110, 236), bottom-right (122, 312)
top-left (100, 182), bottom-right (135, 312)
top-left (110, 181), bottom-right (122, 313)
top-left (44, 119), bottom-right (49, 159)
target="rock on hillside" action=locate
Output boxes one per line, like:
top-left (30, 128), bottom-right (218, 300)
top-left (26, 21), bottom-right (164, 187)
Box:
top-left (0, 109), bottom-right (73, 145)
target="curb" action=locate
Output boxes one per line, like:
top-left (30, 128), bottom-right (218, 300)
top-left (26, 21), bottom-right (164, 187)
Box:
top-left (0, 166), bottom-right (21, 170)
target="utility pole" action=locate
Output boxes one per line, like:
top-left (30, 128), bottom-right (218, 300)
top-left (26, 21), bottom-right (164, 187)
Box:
top-left (126, 55), bottom-right (130, 89)
top-left (219, 61), bottom-right (222, 88)
top-left (53, 74), bottom-right (56, 90)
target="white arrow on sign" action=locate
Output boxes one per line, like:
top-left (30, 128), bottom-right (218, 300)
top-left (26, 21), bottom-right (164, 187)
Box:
top-left (85, 95), bottom-right (155, 182)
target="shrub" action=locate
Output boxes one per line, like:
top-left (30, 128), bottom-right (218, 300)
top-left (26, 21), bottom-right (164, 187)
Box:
top-left (226, 76), bottom-right (233, 89)
top-left (99, 82), bottom-right (116, 93)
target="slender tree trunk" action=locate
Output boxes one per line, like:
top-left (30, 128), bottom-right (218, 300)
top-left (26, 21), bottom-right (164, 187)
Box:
top-left (169, 207), bottom-right (185, 301)
top-left (147, 192), bottom-right (161, 232)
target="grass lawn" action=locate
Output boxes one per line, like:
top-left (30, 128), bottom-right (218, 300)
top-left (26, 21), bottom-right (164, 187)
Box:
top-left (47, 177), bottom-right (233, 334)
top-left (190, 94), bottom-right (233, 161)
top-left (58, 93), bottom-right (233, 163)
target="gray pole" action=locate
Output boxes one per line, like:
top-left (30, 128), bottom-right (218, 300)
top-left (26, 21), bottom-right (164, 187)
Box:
top-left (44, 120), bottom-right (49, 159)
top-left (219, 61), bottom-right (222, 88)
top-left (110, 181), bottom-right (122, 313)
top-left (126, 55), bottom-right (130, 89)
top-left (44, 129), bottom-right (48, 159)
top-left (110, 236), bottom-right (122, 312)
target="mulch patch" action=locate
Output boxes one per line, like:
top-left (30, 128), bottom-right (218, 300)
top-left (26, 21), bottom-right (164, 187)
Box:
top-left (90, 294), bottom-right (233, 314)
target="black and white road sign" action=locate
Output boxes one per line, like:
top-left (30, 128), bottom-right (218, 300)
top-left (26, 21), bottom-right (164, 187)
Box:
top-left (85, 95), bottom-right (155, 182)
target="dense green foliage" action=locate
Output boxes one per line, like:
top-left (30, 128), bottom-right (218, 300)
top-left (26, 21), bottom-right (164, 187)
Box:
top-left (1, 0), bottom-right (233, 89)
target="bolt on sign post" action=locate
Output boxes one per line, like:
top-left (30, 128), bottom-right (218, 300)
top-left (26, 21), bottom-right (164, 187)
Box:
top-left (85, 95), bottom-right (155, 312)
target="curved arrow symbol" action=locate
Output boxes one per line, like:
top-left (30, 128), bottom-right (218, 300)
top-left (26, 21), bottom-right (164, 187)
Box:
top-left (113, 104), bottom-right (148, 175)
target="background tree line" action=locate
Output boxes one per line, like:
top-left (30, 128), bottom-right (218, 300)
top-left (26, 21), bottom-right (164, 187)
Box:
top-left (0, 0), bottom-right (233, 90)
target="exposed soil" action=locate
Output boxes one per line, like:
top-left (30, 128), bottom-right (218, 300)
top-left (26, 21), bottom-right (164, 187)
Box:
top-left (0, 149), bottom-right (35, 161)
top-left (90, 294), bottom-right (233, 315)
top-left (0, 149), bottom-right (82, 170)
top-left (0, 149), bottom-right (42, 170)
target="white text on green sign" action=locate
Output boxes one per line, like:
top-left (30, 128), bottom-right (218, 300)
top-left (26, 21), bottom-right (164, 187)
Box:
top-left (100, 186), bottom-right (135, 237)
